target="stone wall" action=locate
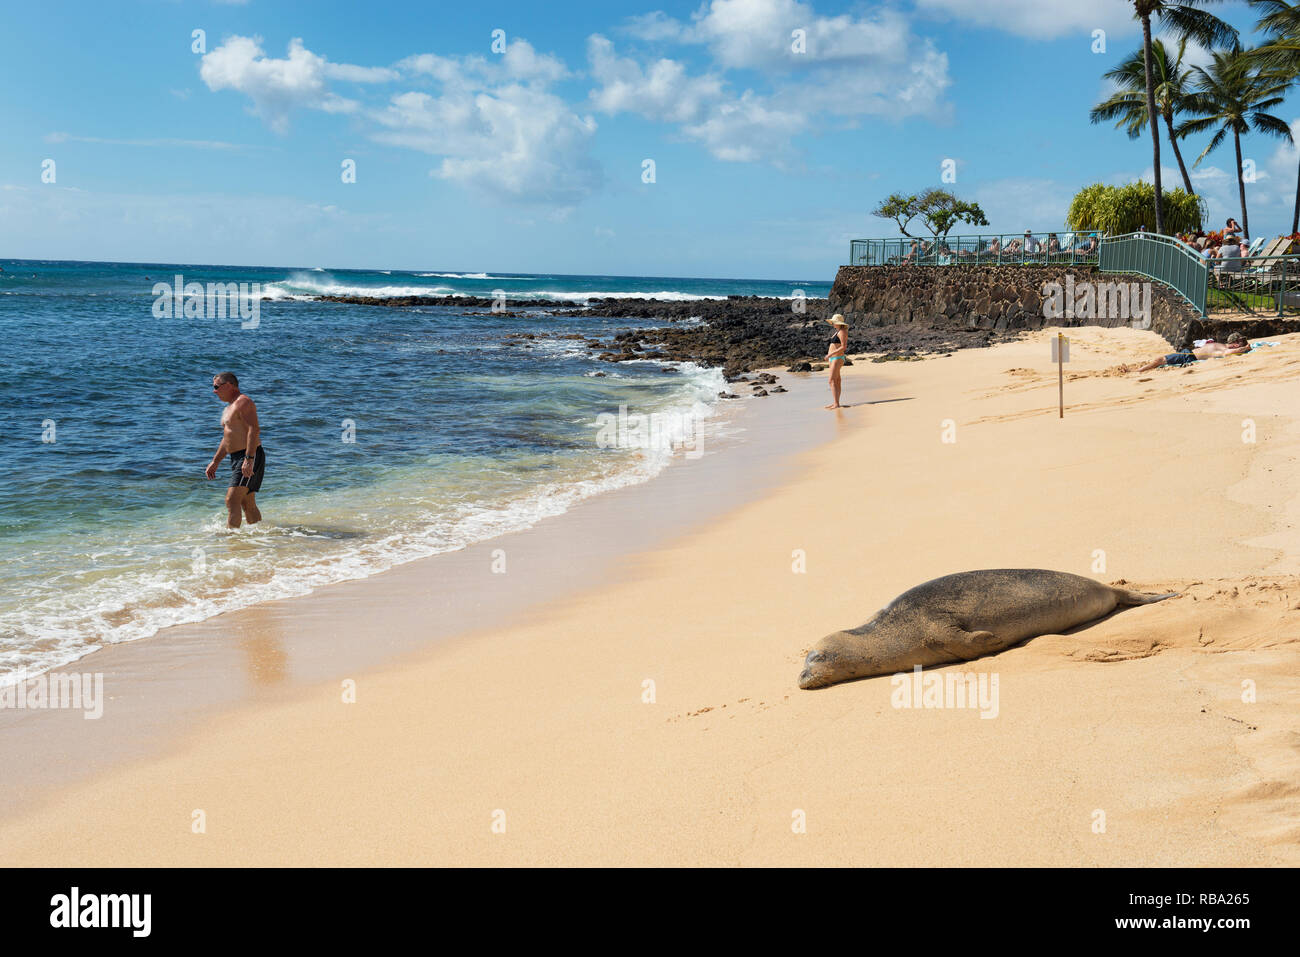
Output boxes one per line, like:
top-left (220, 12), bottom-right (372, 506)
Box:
top-left (828, 264), bottom-right (1199, 348)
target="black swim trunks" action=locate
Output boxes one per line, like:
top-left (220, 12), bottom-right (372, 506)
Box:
top-left (229, 446), bottom-right (265, 492)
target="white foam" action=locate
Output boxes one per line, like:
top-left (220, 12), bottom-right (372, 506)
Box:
top-left (0, 366), bottom-right (736, 686)
top-left (262, 275), bottom-right (457, 299)
top-left (264, 276), bottom-right (733, 304)
top-left (416, 272), bottom-right (505, 280)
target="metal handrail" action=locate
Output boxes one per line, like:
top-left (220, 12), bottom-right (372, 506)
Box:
top-left (846, 229), bottom-right (1300, 317)
top-left (848, 231), bottom-right (1101, 267)
top-left (1098, 231), bottom-right (1207, 317)
top-left (1206, 252), bottom-right (1300, 316)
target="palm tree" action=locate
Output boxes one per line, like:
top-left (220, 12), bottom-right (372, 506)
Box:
top-left (1091, 39), bottom-right (1199, 194)
top-left (1247, 0), bottom-right (1300, 232)
top-left (1178, 44), bottom-right (1294, 239)
top-left (1129, 2), bottom-right (1239, 232)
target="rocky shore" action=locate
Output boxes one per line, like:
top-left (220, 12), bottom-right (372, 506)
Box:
top-left (313, 292), bottom-right (1022, 382)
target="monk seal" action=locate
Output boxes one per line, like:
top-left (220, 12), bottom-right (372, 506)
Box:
top-left (798, 569), bottom-right (1176, 690)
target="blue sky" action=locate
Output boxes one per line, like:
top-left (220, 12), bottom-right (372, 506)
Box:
top-left (2, 0), bottom-right (1295, 279)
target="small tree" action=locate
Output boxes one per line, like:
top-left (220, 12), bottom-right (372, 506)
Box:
top-left (916, 189), bottom-right (989, 239)
top-left (871, 193), bottom-right (923, 237)
top-left (871, 188), bottom-right (988, 239)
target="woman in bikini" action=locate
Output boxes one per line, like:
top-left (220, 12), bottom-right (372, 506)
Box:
top-left (825, 314), bottom-right (849, 409)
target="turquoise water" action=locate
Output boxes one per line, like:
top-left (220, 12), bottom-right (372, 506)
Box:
top-left (0, 259), bottom-right (831, 682)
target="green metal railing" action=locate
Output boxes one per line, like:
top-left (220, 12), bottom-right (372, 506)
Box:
top-left (1098, 231), bottom-right (1207, 317)
top-left (848, 229), bottom-right (1300, 318)
top-left (1207, 253), bottom-right (1300, 315)
top-left (849, 231), bottom-right (1101, 267)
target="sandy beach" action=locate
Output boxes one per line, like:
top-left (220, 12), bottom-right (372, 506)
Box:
top-left (3, 325), bottom-right (1297, 867)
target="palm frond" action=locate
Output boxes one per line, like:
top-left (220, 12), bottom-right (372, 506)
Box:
top-left (1194, 126), bottom-right (1228, 165)
top-left (1158, 5), bottom-right (1240, 49)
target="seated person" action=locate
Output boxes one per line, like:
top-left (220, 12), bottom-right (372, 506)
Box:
top-left (1216, 237), bottom-right (1243, 271)
top-left (1003, 238), bottom-right (1023, 255)
top-left (1047, 233), bottom-right (1061, 254)
top-left (1121, 333), bottom-right (1250, 373)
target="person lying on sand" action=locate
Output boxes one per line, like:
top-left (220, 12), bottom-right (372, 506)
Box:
top-left (1120, 333), bottom-right (1250, 373)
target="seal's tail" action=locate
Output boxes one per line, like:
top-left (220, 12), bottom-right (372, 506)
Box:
top-left (1113, 588), bottom-right (1179, 606)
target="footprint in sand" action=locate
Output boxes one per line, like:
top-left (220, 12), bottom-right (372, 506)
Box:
top-left (671, 695), bottom-right (791, 722)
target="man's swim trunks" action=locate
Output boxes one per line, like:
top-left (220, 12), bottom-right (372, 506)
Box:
top-left (1165, 352), bottom-right (1196, 366)
top-left (229, 446), bottom-right (265, 492)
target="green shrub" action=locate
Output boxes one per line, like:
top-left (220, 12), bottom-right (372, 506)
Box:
top-left (1066, 182), bottom-right (1204, 235)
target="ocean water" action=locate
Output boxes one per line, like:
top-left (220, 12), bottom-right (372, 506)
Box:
top-left (0, 259), bottom-right (831, 683)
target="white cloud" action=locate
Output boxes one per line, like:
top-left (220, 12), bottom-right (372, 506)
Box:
top-left (691, 0), bottom-right (918, 71)
top-left (587, 35), bottom-right (725, 124)
top-left (624, 11), bottom-right (687, 43)
top-left (377, 40), bottom-right (598, 203)
top-left (588, 35), bottom-right (794, 161)
top-left (682, 90), bottom-right (806, 163)
top-left (590, 1), bottom-right (950, 164)
top-left (371, 80), bottom-right (600, 204)
top-left (914, 0), bottom-right (1137, 40)
top-left (200, 36), bottom-right (395, 133)
top-left (399, 39), bottom-right (568, 86)
top-left (199, 35), bottom-right (599, 205)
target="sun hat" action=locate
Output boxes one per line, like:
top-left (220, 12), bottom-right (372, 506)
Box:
top-left (827, 314), bottom-right (849, 327)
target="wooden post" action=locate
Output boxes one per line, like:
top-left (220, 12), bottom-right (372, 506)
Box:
top-left (1058, 334), bottom-right (1064, 418)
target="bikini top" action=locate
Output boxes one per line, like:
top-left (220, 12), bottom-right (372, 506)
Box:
top-left (829, 329), bottom-right (845, 345)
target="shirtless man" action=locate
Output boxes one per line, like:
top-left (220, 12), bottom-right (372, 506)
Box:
top-left (204, 372), bottom-right (264, 528)
top-left (1123, 333), bottom-right (1250, 373)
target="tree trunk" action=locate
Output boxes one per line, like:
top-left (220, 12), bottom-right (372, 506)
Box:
top-left (1292, 151), bottom-right (1300, 235)
top-left (1163, 111), bottom-right (1195, 195)
top-left (1143, 15), bottom-right (1164, 233)
top-left (1235, 130), bottom-right (1249, 240)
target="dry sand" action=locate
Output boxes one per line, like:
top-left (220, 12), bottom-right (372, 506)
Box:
top-left (3, 325), bottom-right (1298, 866)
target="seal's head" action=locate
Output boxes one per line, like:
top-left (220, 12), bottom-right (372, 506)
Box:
top-left (799, 629), bottom-right (871, 690)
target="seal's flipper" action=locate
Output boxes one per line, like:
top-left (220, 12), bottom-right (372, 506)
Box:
top-left (928, 629), bottom-right (1003, 661)
top-left (1113, 589), bottom-right (1179, 606)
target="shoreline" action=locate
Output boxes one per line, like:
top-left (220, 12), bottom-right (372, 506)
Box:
top-left (3, 326), bottom-right (1297, 865)
top-left (0, 364), bottom-right (870, 819)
